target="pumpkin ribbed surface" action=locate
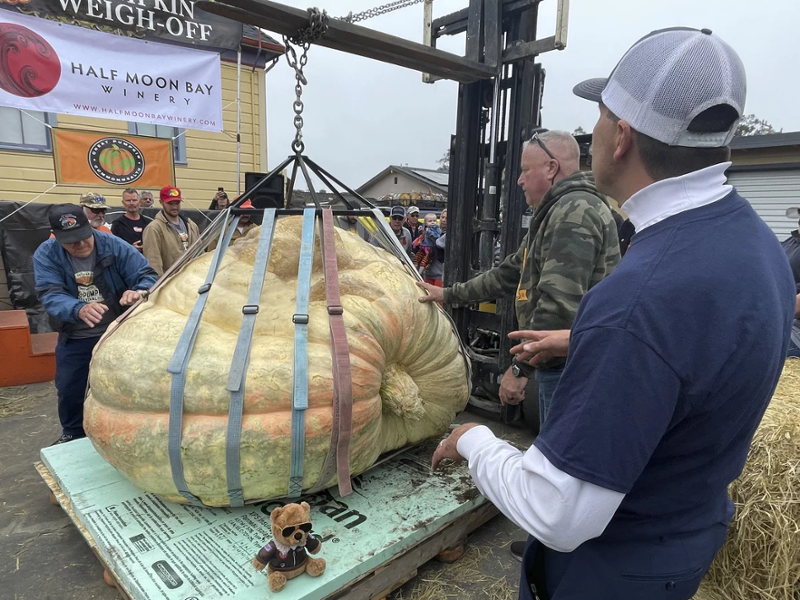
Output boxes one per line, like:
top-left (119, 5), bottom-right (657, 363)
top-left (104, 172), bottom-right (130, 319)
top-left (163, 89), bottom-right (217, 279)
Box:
top-left (84, 216), bottom-right (470, 506)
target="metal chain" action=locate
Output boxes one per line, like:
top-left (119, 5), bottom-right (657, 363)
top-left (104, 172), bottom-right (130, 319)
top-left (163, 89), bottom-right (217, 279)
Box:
top-left (283, 8), bottom-right (329, 155)
top-left (339, 0), bottom-right (426, 24)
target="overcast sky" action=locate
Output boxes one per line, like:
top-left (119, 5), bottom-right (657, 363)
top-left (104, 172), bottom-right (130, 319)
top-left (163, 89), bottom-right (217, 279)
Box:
top-left (264, 0), bottom-right (797, 190)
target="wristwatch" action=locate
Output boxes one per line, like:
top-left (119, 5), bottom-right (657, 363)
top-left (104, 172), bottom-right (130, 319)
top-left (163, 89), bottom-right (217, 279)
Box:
top-left (510, 362), bottom-right (524, 378)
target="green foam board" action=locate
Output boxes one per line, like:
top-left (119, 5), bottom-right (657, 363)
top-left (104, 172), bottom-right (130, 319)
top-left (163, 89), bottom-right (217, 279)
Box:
top-left (41, 438), bottom-right (484, 599)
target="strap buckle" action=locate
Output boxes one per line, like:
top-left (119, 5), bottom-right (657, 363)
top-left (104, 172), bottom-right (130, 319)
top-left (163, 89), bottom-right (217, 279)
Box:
top-left (327, 304), bottom-right (344, 316)
top-left (197, 283), bottom-right (212, 295)
top-left (227, 488), bottom-right (244, 506)
top-left (292, 314), bottom-right (309, 324)
top-left (288, 477), bottom-right (304, 498)
top-left (242, 305), bottom-right (259, 315)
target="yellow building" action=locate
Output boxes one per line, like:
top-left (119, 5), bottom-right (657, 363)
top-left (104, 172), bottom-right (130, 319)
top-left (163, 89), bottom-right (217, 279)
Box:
top-left (0, 26), bottom-right (282, 209)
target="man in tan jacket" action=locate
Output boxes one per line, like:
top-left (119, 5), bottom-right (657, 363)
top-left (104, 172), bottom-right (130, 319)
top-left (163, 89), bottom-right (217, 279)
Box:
top-left (142, 186), bottom-right (200, 276)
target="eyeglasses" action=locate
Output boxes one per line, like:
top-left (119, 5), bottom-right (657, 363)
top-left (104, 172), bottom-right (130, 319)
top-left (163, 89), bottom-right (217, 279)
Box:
top-left (87, 207), bottom-right (107, 214)
top-left (281, 523), bottom-right (312, 538)
top-left (529, 132), bottom-right (557, 163)
top-left (529, 132), bottom-right (561, 181)
top-left (391, 216), bottom-right (404, 221)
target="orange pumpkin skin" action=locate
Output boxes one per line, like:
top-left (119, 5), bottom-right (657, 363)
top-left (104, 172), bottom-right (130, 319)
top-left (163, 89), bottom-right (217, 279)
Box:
top-left (84, 217), bottom-right (471, 506)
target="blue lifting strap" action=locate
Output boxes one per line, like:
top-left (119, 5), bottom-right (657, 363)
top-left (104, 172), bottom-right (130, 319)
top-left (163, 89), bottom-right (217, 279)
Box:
top-left (166, 213), bottom-right (240, 505)
top-left (289, 208), bottom-right (316, 498)
top-left (224, 209), bottom-right (277, 506)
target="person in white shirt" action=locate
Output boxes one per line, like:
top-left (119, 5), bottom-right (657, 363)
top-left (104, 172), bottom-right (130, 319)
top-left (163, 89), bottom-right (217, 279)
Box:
top-left (432, 27), bottom-right (796, 600)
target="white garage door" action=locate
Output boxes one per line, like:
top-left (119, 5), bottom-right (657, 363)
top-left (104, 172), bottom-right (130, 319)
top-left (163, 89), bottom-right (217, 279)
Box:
top-left (727, 169), bottom-right (800, 239)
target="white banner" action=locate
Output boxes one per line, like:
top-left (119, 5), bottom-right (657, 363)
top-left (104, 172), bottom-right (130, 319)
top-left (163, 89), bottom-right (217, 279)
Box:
top-left (0, 11), bottom-right (223, 132)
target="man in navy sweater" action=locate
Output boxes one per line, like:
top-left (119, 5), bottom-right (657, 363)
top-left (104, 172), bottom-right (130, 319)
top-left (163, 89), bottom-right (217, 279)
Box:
top-left (432, 27), bottom-right (796, 600)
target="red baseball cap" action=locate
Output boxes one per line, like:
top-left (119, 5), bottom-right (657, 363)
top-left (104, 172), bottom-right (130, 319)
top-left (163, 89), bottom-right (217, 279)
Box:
top-left (240, 199), bottom-right (254, 209)
top-left (160, 186), bottom-right (182, 203)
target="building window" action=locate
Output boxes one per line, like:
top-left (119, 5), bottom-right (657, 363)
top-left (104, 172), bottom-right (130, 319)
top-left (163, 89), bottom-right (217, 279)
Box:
top-left (0, 108), bottom-right (56, 152)
top-left (128, 122), bottom-right (187, 164)
top-left (394, 177), bottom-right (398, 184)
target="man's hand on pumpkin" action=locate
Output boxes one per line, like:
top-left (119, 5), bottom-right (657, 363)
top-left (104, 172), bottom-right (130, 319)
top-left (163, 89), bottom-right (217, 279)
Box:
top-left (78, 302), bottom-right (108, 327)
top-left (416, 281), bottom-right (445, 303)
top-left (431, 423), bottom-right (482, 471)
top-left (509, 329), bottom-right (570, 366)
top-left (120, 290), bottom-right (146, 307)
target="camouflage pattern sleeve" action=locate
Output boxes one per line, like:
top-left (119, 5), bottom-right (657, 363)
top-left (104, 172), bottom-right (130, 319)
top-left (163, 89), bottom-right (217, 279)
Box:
top-left (444, 234), bottom-right (527, 304)
top-left (527, 194), bottom-right (620, 331)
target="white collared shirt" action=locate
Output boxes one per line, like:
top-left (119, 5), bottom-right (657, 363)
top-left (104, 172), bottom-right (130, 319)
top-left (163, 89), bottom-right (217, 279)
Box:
top-left (623, 162), bottom-right (732, 232)
top-left (457, 162), bottom-right (735, 552)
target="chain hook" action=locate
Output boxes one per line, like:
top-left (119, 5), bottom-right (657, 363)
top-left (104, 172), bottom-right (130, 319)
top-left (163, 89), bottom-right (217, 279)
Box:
top-left (282, 8), bottom-right (329, 156)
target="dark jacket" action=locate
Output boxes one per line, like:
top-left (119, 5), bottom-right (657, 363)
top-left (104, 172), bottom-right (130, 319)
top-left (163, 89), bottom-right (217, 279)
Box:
top-left (257, 535), bottom-right (321, 572)
top-left (404, 221), bottom-right (423, 240)
top-left (33, 231), bottom-right (158, 336)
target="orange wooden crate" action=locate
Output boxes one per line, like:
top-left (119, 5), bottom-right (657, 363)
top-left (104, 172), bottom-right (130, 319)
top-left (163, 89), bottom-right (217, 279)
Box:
top-left (0, 310), bottom-right (57, 387)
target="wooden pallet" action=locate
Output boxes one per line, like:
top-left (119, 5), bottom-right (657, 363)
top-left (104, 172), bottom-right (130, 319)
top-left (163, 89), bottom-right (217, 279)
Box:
top-left (37, 440), bottom-right (498, 600)
top-left (38, 461), bottom-right (135, 600)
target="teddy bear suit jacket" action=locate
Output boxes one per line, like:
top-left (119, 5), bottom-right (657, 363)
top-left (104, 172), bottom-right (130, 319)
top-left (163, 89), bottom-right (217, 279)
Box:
top-left (258, 535), bottom-right (321, 572)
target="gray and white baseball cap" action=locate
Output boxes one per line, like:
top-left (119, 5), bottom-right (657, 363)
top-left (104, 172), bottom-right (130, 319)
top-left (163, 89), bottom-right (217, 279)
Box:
top-left (573, 27), bottom-right (746, 148)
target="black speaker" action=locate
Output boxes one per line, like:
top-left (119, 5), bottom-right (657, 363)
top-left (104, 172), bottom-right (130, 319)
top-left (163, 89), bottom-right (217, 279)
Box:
top-left (243, 172), bottom-right (285, 209)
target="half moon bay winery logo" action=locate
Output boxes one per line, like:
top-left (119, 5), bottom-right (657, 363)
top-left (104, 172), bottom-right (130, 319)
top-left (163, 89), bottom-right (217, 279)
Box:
top-left (88, 137), bottom-right (145, 184)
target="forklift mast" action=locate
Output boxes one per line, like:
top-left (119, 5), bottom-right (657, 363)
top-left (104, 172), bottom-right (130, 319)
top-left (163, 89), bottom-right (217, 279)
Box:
top-left (437, 1), bottom-right (556, 420)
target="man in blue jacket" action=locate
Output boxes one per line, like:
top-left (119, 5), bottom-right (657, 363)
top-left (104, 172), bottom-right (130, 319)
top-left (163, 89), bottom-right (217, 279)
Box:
top-left (34, 205), bottom-right (158, 445)
top-left (432, 28), bottom-right (795, 599)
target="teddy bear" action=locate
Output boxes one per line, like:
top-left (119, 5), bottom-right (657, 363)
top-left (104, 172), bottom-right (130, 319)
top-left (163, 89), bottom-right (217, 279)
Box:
top-left (251, 501), bottom-right (326, 592)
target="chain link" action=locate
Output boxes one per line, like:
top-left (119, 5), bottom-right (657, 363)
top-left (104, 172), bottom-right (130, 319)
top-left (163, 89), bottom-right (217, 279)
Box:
top-left (340, 0), bottom-right (427, 24)
top-left (281, 0), bottom-right (425, 154)
top-left (282, 8), bottom-right (329, 155)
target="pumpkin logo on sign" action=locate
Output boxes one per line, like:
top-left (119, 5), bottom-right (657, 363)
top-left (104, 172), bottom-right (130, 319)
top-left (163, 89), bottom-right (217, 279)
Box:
top-left (88, 137), bottom-right (145, 185)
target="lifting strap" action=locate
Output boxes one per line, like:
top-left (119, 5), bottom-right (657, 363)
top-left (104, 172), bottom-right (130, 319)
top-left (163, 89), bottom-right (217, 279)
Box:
top-left (309, 207), bottom-right (354, 496)
top-left (289, 208), bottom-right (316, 497)
top-left (166, 213), bottom-right (240, 505)
top-left (225, 209), bottom-right (278, 506)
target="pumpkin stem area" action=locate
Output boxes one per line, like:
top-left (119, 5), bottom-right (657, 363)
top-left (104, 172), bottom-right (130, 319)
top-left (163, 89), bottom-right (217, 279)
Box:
top-left (380, 365), bottom-right (425, 421)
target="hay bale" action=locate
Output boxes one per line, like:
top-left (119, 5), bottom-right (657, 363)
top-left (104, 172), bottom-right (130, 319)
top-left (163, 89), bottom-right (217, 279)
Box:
top-left (692, 582), bottom-right (724, 600)
top-left (695, 358), bottom-right (800, 600)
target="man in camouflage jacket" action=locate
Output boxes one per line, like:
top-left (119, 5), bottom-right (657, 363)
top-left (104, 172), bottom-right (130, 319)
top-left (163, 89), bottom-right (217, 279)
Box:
top-left (419, 130), bottom-right (620, 422)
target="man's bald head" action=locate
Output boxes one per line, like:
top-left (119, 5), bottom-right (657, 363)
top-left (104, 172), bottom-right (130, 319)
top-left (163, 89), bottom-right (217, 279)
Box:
top-left (523, 130), bottom-right (581, 177)
top-left (518, 131), bottom-right (582, 207)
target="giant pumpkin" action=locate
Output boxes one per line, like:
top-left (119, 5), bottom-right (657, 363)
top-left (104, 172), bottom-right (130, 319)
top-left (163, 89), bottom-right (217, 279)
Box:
top-left (84, 216), bottom-right (470, 506)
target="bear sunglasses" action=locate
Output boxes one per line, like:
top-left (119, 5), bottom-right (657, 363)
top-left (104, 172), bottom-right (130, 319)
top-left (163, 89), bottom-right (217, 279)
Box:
top-left (282, 522), bottom-right (313, 538)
